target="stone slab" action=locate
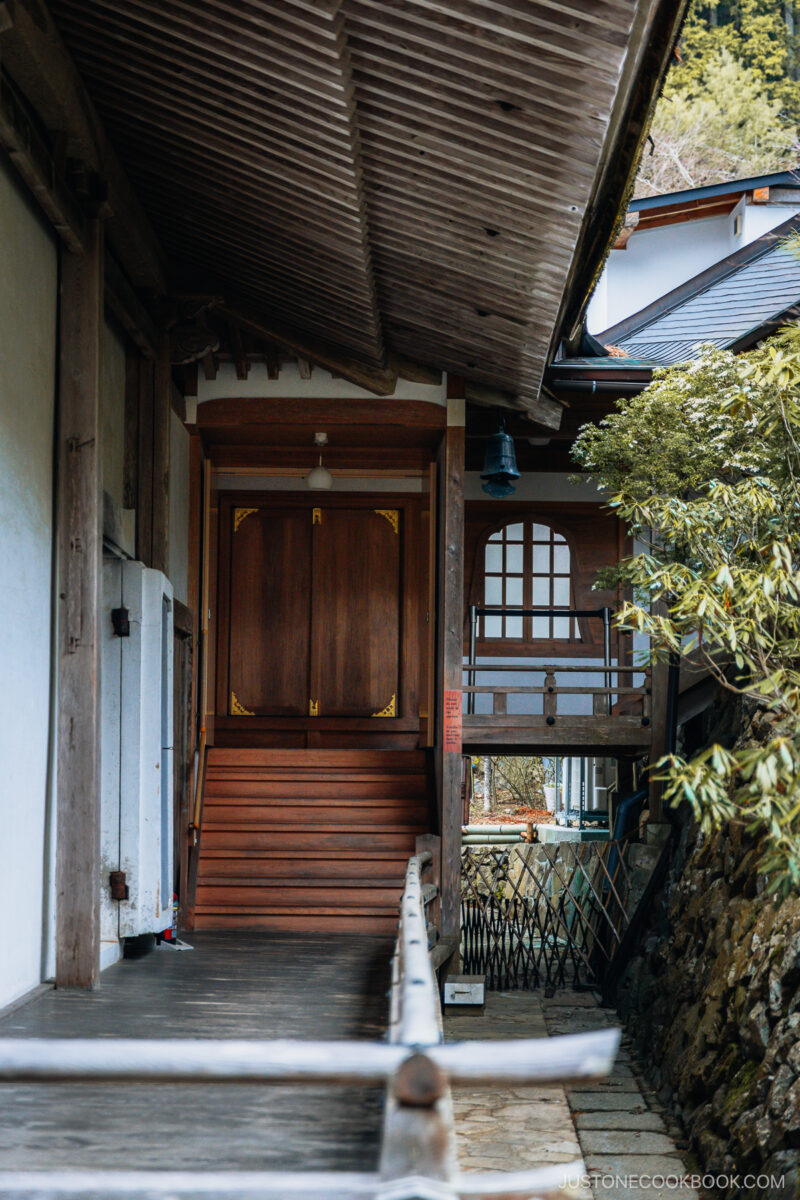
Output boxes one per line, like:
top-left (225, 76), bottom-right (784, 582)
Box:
top-left (575, 1111), bottom-right (666, 1132)
top-left (568, 1092), bottom-right (650, 1112)
top-left (580, 1130), bottom-right (680, 1155)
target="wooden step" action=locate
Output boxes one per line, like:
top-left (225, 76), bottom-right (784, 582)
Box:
top-left (193, 747), bottom-right (433, 933)
top-left (207, 749), bottom-right (427, 770)
top-left (194, 913), bottom-right (400, 935)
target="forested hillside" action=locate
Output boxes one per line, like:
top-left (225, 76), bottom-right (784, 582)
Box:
top-left (637, 0), bottom-right (800, 195)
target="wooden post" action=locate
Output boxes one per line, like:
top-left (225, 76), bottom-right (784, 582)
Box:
top-left (56, 219), bottom-right (104, 988)
top-left (136, 358), bottom-right (154, 566)
top-left (435, 386), bottom-right (465, 943)
top-left (151, 331), bottom-right (171, 575)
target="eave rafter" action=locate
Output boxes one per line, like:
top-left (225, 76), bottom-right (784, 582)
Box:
top-left (0, 0), bottom-right (684, 426)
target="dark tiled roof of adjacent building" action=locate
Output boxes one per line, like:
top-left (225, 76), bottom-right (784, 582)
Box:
top-left (599, 214), bottom-right (800, 366)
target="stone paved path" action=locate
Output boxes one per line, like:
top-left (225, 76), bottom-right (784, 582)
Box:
top-left (446, 992), bottom-right (592, 1198)
top-left (446, 990), bottom-right (700, 1200)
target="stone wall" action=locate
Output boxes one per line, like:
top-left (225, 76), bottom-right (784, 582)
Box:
top-left (617, 722), bottom-right (800, 1198)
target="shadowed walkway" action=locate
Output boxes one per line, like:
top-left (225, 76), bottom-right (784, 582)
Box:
top-left (0, 933), bottom-right (392, 1171)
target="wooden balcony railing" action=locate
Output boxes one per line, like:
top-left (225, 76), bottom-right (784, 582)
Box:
top-left (0, 840), bottom-right (620, 1199)
top-left (463, 606), bottom-right (653, 753)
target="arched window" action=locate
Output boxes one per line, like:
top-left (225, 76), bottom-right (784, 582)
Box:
top-left (481, 520), bottom-right (579, 642)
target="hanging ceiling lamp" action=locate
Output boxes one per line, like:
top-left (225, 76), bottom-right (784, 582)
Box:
top-left (307, 431), bottom-right (333, 490)
top-left (481, 418), bottom-right (519, 497)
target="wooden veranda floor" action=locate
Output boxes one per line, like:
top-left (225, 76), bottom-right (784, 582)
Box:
top-left (0, 933), bottom-right (392, 1171)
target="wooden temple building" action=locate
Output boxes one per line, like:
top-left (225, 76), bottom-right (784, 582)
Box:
top-left (0, 0), bottom-right (688, 1007)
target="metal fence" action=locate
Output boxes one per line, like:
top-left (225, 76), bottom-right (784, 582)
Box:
top-left (0, 842), bottom-right (620, 1199)
top-left (461, 840), bottom-right (633, 992)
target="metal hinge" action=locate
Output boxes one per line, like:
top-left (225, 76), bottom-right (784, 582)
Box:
top-left (309, 698), bottom-right (319, 717)
top-left (109, 871), bottom-right (129, 901)
top-left (312, 507), bottom-right (322, 525)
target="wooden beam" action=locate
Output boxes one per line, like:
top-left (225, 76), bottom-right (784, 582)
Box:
top-left (0, 0), bottom-right (169, 293)
top-left (0, 68), bottom-right (84, 252)
top-left (104, 250), bottom-right (157, 360)
top-left (56, 219), bottom-right (104, 989)
top-left (435, 385), bottom-right (465, 942)
top-left (228, 319), bottom-right (249, 381)
top-left (222, 303), bottom-right (398, 396)
top-left (151, 332), bottom-right (171, 575)
top-left (196, 397), bottom-right (446, 432)
top-left (464, 380), bottom-right (564, 431)
top-left (136, 359), bottom-right (154, 567)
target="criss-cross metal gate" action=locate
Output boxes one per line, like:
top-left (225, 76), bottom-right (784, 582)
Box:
top-left (461, 840), bottom-right (634, 991)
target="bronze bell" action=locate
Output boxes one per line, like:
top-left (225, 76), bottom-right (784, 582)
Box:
top-left (481, 421), bottom-right (520, 497)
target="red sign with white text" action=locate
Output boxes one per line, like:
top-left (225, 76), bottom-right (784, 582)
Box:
top-left (443, 690), bottom-right (462, 753)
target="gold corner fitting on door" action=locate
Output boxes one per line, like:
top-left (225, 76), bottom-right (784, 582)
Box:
top-left (230, 691), bottom-right (254, 716)
top-left (372, 693), bottom-right (396, 718)
top-left (374, 509), bottom-right (399, 534)
top-left (233, 506), bottom-right (258, 533)
top-left (309, 698), bottom-right (320, 717)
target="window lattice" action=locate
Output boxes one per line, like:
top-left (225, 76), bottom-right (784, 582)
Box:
top-left (482, 521), bottom-right (579, 642)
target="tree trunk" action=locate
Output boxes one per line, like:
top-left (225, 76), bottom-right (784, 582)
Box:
top-left (483, 757), bottom-right (492, 814)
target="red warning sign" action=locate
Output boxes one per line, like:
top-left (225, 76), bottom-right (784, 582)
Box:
top-left (443, 690), bottom-right (462, 753)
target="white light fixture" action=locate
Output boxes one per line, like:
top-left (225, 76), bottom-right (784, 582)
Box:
top-left (307, 432), bottom-right (333, 490)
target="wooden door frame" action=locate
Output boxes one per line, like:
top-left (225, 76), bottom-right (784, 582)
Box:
top-left (214, 491), bottom-right (425, 737)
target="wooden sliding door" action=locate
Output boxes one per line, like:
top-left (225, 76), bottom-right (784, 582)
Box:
top-left (310, 507), bottom-right (401, 717)
top-left (228, 507), bottom-right (312, 716)
top-left (218, 497), bottom-right (418, 728)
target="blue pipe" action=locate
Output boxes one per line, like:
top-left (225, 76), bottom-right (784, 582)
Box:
top-left (606, 785), bottom-right (648, 884)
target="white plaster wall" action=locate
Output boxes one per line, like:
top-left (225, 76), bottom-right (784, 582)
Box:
top-left (464, 472), bottom-right (604, 503)
top-left (168, 410), bottom-right (191, 604)
top-left (216, 474), bottom-right (424, 493)
top-left (194, 360), bottom-right (447, 406)
top-left (101, 319), bottom-right (127, 508)
top-left (0, 156), bottom-right (58, 1009)
top-left (587, 200), bottom-right (800, 333)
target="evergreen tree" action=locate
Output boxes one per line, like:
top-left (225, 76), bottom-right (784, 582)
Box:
top-left (637, 0), bottom-right (800, 195)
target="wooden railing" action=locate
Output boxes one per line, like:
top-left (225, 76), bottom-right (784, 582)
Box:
top-left (0, 843), bottom-right (620, 1199)
top-left (464, 662), bottom-right (652, 720)
top-left (463, 606), bottom-right (653, 753)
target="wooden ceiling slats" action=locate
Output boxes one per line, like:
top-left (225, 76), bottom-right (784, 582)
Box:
top-left (79, 67), bottom-right (358, 169)
top-left (347, 36), bottom-right (610, 127)
top-left (47, 0), bottom-right (666, 413)
top-left (414, 0), bottom-right (634, 38)
top-left (71, 0), bottom-right (354, 100)
top-left (353, 86), bottom-right (604, 173)
top-left (359, 137), bottom-right (592, 217)
top-left (351, 1), bottom-right (629, 79)
top-left (53, 10), bottom-right (356, 132)
top-left (94, 105), bottom-right (365, 200)
top-left (345, 3), bottom-right (622, 95)
top-left (356, 107), bottom-right (599, 193)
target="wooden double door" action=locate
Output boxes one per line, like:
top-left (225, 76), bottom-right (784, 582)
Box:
top-left (217, 495), bottom-right (424, 722)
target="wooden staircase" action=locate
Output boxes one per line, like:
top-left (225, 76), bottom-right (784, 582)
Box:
top-left (194, 749), bottom-right (432, 934)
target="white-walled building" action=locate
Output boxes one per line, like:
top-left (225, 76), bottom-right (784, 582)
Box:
top-left (588, 172), bottom-right (800, 334)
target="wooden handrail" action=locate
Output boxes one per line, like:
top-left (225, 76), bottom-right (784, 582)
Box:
top-left (0, 844), bottom-right (620, 1199)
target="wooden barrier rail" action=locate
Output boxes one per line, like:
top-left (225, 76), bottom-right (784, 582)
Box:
top-left (0, 845), bottom-right (620, 1200)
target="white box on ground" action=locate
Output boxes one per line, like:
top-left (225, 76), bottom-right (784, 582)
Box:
top-left (444, 975), bottom-right (485, 1006)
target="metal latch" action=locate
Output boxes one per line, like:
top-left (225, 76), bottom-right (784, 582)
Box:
top-left (109, 871), bottom-right (129, 901)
